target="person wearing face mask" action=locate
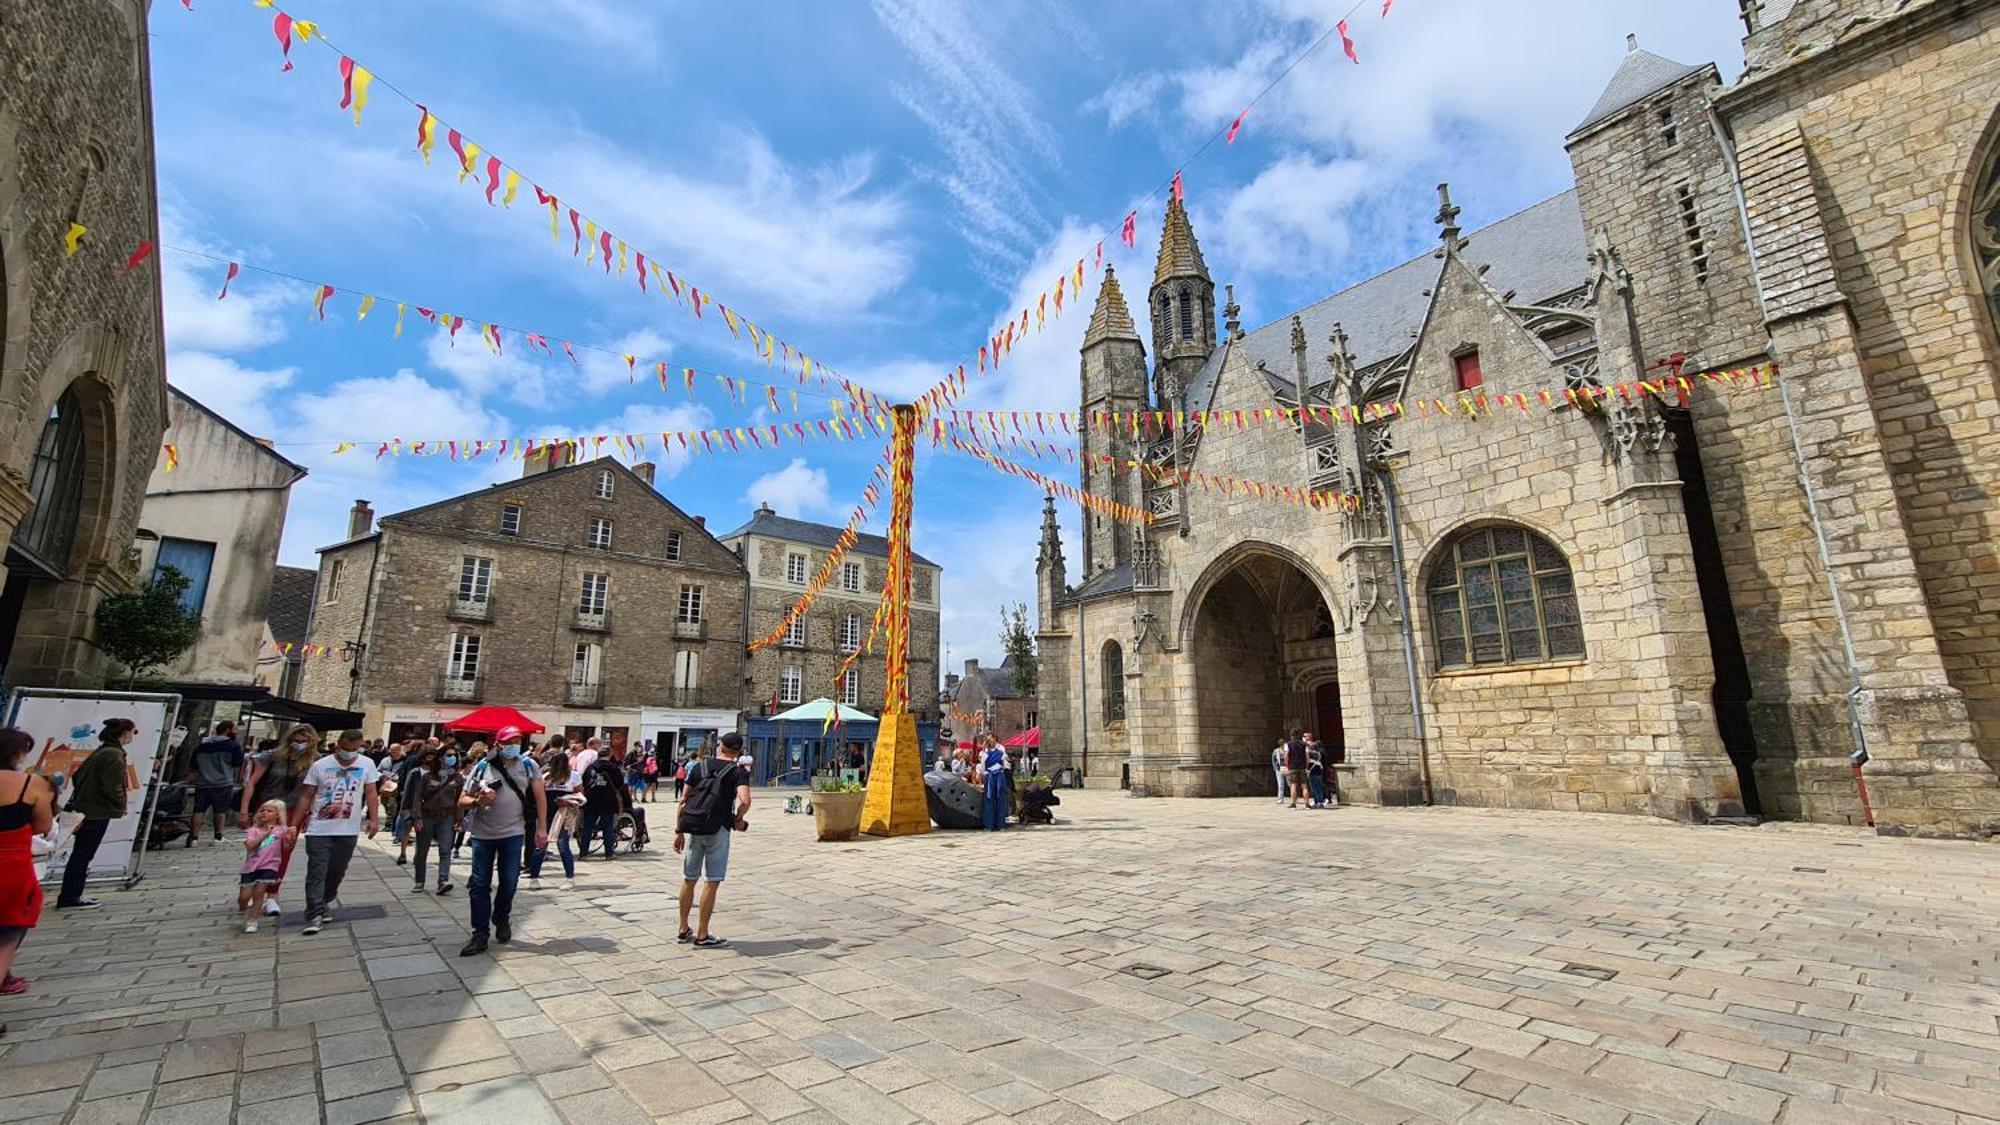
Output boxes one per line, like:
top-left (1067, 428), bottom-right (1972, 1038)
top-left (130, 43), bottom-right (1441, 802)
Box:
top-left (292, 730), bottom-right (381, 935)
top-left (457, 727), bottom-right (547, 955)
top-left (55, 718), bottom-right (138, 910)
top-left (409, 746), bottom-right (463, 895)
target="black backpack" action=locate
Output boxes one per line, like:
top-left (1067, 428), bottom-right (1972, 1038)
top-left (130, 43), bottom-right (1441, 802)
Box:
top-left (677, 759), bottom-right (742, 835)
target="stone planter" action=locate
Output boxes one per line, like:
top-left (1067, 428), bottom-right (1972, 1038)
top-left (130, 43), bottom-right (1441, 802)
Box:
top-left (812, 790), bottom-right (865, 842)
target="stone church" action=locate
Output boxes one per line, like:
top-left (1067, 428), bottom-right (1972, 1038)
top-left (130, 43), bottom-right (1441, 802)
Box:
top-left (1034, 0), bottom-right (2000, 836)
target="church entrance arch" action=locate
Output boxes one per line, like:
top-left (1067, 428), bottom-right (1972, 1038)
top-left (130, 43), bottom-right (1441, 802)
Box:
top-left (1182, 544), bottom-right (1342, 795)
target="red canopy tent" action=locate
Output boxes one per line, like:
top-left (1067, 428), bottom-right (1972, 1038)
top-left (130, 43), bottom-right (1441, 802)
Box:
top-left (1001, 727), bottom-right (1040, 748)
top-left (442, 706), bottom-right (545, 734)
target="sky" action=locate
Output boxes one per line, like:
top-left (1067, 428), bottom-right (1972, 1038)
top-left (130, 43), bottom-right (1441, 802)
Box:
top-left (148, 0), bottom-right (1747, 682)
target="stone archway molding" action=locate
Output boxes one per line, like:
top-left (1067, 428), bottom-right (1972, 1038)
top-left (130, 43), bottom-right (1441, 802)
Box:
top-left (1175, 538), bottom-right (1342, 652)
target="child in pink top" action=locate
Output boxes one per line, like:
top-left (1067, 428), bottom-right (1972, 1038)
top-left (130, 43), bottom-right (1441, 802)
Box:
top-left (239, 799), bottom-right (293, 932)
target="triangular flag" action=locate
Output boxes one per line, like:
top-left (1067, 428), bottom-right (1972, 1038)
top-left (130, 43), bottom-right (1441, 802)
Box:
top-left (217, 261), bottom-right (240, 298)
top-left (1337, 19), bottom-right (1359, 63)
top-left (1226, 109), bottom-right (1246, 144)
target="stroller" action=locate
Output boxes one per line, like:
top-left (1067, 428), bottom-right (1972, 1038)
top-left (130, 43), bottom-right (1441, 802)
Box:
top-left (1017, 784), bottom-right (1060, 826)
top-left (614, 806), bottom-right (650, 852)
top-left (147, 782), bottom-right (198, 849)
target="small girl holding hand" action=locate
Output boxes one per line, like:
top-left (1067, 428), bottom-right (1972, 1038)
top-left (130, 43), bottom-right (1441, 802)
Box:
top-left (239, 799), bottom-right (293, 932)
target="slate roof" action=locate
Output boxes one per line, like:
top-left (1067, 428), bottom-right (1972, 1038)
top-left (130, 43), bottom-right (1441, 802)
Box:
top-left (266, 566), bottom-right (317, 647)
top-left (970, 659), bottom-right (1027, 701)
top-left (1083, 266), bottom-right (1141, 347)
top-left (1573, 47), bottom-right (1707, 132)
top-left (1184, 189), bottom-right (1590, 416)
top-left (1155, 196), bottom-right (1210, 282)
top-left (1064, 560), bottom-right (1133, 603)
top-left (720, 508), bottom-right (940, 569)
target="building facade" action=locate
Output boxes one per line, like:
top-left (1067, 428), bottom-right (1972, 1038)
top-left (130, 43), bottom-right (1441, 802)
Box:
top-left (136, 387), bottom-right (305, 692)
top-left (256, 565), bottom-right (316, 700)
top-left (0, 0), bottom-right (170, 688)
top-left (948, 657), bottom-right (1035, 745)
top-left (720, 503), bottom-right (941, 722)
top-left (1037, 0), bottom-right (2000, 836)
top-left (300, 456), bottom-right (747, 754)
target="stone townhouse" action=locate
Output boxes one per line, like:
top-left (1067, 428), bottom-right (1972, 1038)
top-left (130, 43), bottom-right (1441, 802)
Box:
top-left (0, 0), bottom-right (169, 686)
top-left (720, 504), bottom-right (941, 721)
top-left (300, 454), bottom-right (747, 755)
top-left (948, 657), bottom-right (1036, 745)
top-left (1037, 0), bottom-right (2000, 836)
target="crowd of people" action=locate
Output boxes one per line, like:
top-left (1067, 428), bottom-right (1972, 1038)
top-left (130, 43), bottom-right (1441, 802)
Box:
top-left (1272, 728), bottom-right (1338, 809)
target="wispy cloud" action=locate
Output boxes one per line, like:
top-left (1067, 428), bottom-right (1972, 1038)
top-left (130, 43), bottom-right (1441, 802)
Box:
top-left (485, 0), bottom-right (668, 65)
top-left (742, 457), bottom-right (835, 519)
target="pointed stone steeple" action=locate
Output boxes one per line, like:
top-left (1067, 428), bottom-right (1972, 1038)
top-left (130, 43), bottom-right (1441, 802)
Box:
top-left (1149, 195), bottom-right (1217, 410)
top-left (1083, 266), bottom-right (1141, 347)
top-left (1036, 491), bottom-right (1067, 625)
top-left (1153, 195), bottom-right (1210, 282)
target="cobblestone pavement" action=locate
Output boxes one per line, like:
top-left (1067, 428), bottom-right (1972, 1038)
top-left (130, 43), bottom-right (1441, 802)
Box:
top-left (1, 791), bottom-right (1996, 1124)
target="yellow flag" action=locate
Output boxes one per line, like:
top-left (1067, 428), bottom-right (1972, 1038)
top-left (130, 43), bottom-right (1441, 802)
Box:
top-left (501, 170), bottom-right (521, 207)
top-left (356, 294), bottom-right (376, 320)
top-left (347, 65), bottom-right (374, 126)
top-left (292, 19), bottom-right (319, 40)
top-left (62, 222), bottom-right (86, 257)
top-left (583, 219), bottom-right (598, 262)
top-left (457, 140), bottom-right (482, 183)
top-left (394, 302), bottom-right (407, 337)
top-left (617, 240), bottom-right (628, 274)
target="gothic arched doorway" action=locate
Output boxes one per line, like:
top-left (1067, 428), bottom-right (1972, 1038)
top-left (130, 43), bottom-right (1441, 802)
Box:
top-left (3, 376), bottom-right (119, 683)
top-left (1183, 545), bottom-right (1342, 795)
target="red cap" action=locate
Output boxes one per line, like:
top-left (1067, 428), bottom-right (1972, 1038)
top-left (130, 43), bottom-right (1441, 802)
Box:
top-left (495, 725), bottom-right (523, 743)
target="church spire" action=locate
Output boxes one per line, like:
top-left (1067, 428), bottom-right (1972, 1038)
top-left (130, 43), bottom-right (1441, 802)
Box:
top-left (1154, 195), bottom-right (1210, 282)
top-left (1083, 266), bottom-right (1141, 347)
top-left (1149, 195), bottom-right (1217, 410)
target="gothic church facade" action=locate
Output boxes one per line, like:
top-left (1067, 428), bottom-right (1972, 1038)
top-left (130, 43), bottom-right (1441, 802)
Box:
top-left (1035, 0), bottom-right (2000, 836)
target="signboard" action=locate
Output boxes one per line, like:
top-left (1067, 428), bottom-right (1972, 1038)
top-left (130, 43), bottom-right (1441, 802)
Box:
top-left (5, 688), bottom-right (180, 887)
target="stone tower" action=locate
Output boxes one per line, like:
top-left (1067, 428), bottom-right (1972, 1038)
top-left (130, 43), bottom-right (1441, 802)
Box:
top-left (1148, 196), bottom-right (1216, 410)
top-left (1078, 266), bottom-right (1146, 576)
top-left (1035, 492), bottom-right (1066, 625)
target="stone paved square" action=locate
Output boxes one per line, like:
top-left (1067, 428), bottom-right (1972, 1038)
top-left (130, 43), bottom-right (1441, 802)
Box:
top-left (3, 792), bottom-right (1997, 1123)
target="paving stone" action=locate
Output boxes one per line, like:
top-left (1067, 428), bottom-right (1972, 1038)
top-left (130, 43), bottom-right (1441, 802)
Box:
top-left (240, 1061), bottom-right (319, 1105)
top-left (324, 1087), bottom-right (416, 1125)
top-left (799, 1032), bottom-right (887, 1069)
top-left (1058, 1074), bottom-right (1179, 1120)
top-left (141, 1094), bottom-right (238, 1125)
top-left (320, 1056), bottom-right (406, 1102)
top-left (417, 1074), bottom-right (561, 1125)
top-left (150, 1072), bottom-right (237, 1107)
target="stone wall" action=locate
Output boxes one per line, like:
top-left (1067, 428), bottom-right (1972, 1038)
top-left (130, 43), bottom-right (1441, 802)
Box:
top-left (0, 0), bottom-right (168, 685)
top-left (299, 538), bottom-right (376, 714)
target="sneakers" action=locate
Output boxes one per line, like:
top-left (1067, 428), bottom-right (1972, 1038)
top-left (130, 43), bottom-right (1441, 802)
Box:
top-left (0, 974), bottom-right (27, 995)
top-left (436, 883), bottom-right (453, 895)
top-left (55, 898), bottom-right (101, 910)
top-left (692, 935), bottom-right (727, 949)
top-left (494, 920), bottom-right (512, 944)
top-left (243, 920), bottom-right (259, 934)
top-left (395, 854), bottom-right (407, 865)
top-left (557, 880), bottom-right (572, 892)
top-left (459, 935), bottom-right (488, 957)
top-left (526, 876), bottom-right (542, 891)
top-left (411, 883), bottom-right (427, 894)
top-left (263, 899), bottom-right (282, 916)
top-left (676, 928), bottom-right (694, 944)
top-left (301, 915), bottom-right (324, 936)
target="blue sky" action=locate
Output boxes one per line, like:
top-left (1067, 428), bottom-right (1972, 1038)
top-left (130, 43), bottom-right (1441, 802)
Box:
top-left (150, 0), bottom-right (1746, 673)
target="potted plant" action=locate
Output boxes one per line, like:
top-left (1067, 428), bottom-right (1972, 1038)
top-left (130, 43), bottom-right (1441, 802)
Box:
top-left (812, 778), bottom-right (866, 842)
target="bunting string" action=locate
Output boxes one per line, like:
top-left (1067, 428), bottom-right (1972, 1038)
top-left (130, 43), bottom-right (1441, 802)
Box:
top-left (748, 454), bottom-right (893, 653)
top-left (939, 425), bottom-right (1152, 525)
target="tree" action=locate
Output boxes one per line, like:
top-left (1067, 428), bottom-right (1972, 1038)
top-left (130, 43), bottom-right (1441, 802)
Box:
top-left (93, 565), bottom-right (200, 687)
top-left (999, 602), bottom-right (1037, 696)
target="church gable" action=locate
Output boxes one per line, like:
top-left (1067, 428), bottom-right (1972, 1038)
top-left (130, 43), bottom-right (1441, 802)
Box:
top-left (1404, 251), bottom-right (1564, 404)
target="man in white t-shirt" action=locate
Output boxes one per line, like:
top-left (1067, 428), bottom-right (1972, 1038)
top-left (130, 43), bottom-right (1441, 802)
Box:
top-left (293, 729), bottom-right (381, 935)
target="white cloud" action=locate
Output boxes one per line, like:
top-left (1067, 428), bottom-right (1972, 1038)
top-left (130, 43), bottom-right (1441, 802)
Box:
top-left (287, 368), bottom-right (513, 452)
top-left (424, 327), bottom-right (672, 408)
top-left (166, 352), bottom-right (296, 435)
top-left (157, 212), bottom-right (290, 355)
top-left (486, 0), bottom-right (666, 64)
top-left (1213, 154), bottom-right (1374, 276)
top-left (1082, 73), bottom-right (1170, 129)
top-left (742, 457), bottom-right (834, 519)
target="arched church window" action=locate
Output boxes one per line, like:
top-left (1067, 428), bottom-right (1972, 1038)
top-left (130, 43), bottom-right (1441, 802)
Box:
top-left (1427, 525), bottom-right (1583, 669)
top-left (9, 386), bottom-right (88, 578)
top-left (1177, 289), bottom-right (1193, 341)
top-left (1101, 641), bottom-right (1126, 722)
top-left (1975, 129), bottom-right (2000, 336)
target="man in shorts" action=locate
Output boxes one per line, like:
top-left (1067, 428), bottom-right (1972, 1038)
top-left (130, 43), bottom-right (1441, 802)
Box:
top-left (673, 732), bottom-right (751, 949)
top-left (187, 721), bottom-right (245, 842)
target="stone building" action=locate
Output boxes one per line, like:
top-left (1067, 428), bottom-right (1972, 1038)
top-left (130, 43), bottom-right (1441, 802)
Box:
top-left (255, 564), bottom-right (315, 700)
top-left (136, 386), bottom-right (306, 694)
top-left (719, 504), bottom-right (941, 721)
top-left (949, 657), bottom-right (1036, 745)
top-left (299, 455), bottom-right (747, 754)
top-left (1036, 0), bottom-right (2000, 835)
top-left (0, 0), bottom-right (170, 687)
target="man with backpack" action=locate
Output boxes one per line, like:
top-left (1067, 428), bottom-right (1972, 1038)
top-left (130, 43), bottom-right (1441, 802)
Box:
top-left (577, 751), bottom-right (628, 860)
top-left (673, 732), bottom-right (751, 949)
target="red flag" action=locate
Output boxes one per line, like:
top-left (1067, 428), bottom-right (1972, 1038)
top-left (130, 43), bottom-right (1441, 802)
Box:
top-left (1171, 170), bottom-right (1184, 201)
top-left (217, 261), bottom-right (240, 300)
top-left (569, 209), bottom-right (582, 255)
top-left (483, 156), bottom-right (502, 204)
top-left (1226, 110), bottom-right (1246, 144)
top-left (121, 241), bottom-right (152, 273)
top-left (1338, 19), bottom-right (1359, 63)
top-left (272, 12), bottom-right (295, 71)
top-left (447, 129), bottom-right (469, 174)
top-left (1382, 0), bottom-right (1393, 14)
top-left (598, 230), bottom-right (613, 273)
top-left (313, 284), bottom-right (334, 319)
top-left (635, 252), bottom-right (647, 291)
top-left (1121, 210), bottom-right (1137, 247)
top-left (562, 341), bottom-right (579, 364)
top-left (1094, 241), bottom-right (1103, 272)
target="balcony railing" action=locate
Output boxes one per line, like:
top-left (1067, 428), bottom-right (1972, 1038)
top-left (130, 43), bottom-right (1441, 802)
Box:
top-left (436, 673), bottom-right (483, 703)
top-left (565, 679), bottom-right (603, 706)
top-left (672, 616), bottom-right (707, 641)
top-left (573, 606), bottom-right (611, 632)
top-left (447, 593), bottom-right (494, 622)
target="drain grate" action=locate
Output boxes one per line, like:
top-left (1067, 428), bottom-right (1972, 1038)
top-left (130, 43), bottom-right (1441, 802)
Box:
top-left (1120, 963), bottom-right (1171, 980)
top-left (1559, 963), bottom-right (1617, 982)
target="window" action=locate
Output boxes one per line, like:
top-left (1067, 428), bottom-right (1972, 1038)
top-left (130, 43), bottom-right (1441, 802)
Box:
top-left (677, 584), bottom-right (704, 624)
top-left (578, 572), bottom-right (608, 614)
top-left (840, 668), bottom-right (860, 707)
top-left (783, 617), bottom-right (807, 648)
top-left (841, 561), bottom-right (862, 592)
top-left (1427, 525), bottom-right (1584, 670)
top-left (595, 470), bottom-right (615, 499)
top-left (665, 531), bottom-right (682, 561)
top-left (571, 641), bottom-right (601, 685)
top-left (839, 613), bottom-right (862, 653)
top-left (1675, 184), bottom-right (1709, 285)
top-left (12, 386), bottom-right (85, 575)
top-left (673, 650), bottom-right (700, 690)
top-left (1973, 132), bottom-right (2000, 333)
top-left (1656, 104), bottom-right (1678, 147)
top-left (447, 632), bottom-right (482, 679)
top-left (1178, 289), bottom-right (1193, 341)
top-left (458, 556), bottom-right (493, 601)
top-left (779, 665), bottom-right (803, 705)
top-left (324, 557), bottom-right (345, 603)
top-left (153, 538), bottom-right (216, 617)
top-left (500, 503), bottom-right (522, 535)
top-left (1102, 641), bottom-right (1126, 723)
top-left (785, 552), bottom-right (807, 584)
top-left (588, 517), bottom-right (613, 549)
top-left (1453, 349), bottom-right (1483, 392)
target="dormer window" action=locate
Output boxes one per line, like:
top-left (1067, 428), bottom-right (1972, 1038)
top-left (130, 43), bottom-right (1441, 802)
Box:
top-left (1453, 349), bottom-right (1483, 392)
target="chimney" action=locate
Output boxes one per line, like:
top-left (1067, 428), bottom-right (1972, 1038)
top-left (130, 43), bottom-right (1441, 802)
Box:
top-left (756, 501), bottom-right (774, 516)
top-left (964, 658), bottom-right (980, 680)
top-left (1626, 32), bottom-right (1638, 51)
top-left (521, 442), bottom-right (576, 478)
top-left (632, 461), bottom-right (657, 486)
top-left (944, 673), bottom-right (961, 691)
top-left (695, 516), bottom-right (706, 528)
top-left (348, 500), bottom-right (373, 539)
